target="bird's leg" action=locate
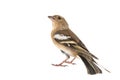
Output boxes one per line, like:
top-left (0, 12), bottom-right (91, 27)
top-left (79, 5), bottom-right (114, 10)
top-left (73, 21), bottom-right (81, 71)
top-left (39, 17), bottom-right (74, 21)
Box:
top-left (52, 51), bottom-right (70, 67)
top-left (52, 57), bottom-right (69, 67)
top-left (65, 57), bottom-right (76, 65)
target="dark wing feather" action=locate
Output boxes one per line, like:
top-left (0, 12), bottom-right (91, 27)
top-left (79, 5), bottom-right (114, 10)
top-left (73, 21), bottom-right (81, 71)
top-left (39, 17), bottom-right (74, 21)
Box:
top-left (55, 29), bottom-right (89, 51)
top-left (54, 29), bottom-right (98, 59)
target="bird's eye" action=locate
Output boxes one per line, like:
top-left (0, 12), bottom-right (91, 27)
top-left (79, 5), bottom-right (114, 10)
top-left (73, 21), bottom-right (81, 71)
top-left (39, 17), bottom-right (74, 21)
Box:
top-left (58, 16), bottom-right (61, 20)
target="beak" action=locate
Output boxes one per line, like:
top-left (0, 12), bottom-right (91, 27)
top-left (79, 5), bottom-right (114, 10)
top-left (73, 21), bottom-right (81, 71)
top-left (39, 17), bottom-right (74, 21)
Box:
top-left (48, 16), bottom-right (53, 18)
top-left (48, 16), bottom-right (55, 21)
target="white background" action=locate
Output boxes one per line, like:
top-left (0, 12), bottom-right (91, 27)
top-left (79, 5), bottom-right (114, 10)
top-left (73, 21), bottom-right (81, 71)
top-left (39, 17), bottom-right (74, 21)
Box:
top-left (0, 0), bottom-right (120, 80)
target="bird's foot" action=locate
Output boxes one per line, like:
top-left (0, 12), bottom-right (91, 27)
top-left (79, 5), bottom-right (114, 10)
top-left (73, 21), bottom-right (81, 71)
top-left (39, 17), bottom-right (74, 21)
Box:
top-left (65, 61), bottom-right (76, 65)
top-left (52, 64), bottom-right (68, 67)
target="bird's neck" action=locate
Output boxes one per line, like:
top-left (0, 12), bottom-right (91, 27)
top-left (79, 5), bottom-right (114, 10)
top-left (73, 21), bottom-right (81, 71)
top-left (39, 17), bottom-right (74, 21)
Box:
top-left (52, 22), bottom-right (69, 31)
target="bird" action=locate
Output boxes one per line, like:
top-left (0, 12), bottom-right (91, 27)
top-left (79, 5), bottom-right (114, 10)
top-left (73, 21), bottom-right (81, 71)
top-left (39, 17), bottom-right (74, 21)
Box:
top-left (48, 15), bottom-right (110, 75)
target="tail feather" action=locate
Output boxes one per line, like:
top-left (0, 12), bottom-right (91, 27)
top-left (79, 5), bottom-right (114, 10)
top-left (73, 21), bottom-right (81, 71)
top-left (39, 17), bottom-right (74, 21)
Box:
top-left (80, 56), bottom-right (102, 75)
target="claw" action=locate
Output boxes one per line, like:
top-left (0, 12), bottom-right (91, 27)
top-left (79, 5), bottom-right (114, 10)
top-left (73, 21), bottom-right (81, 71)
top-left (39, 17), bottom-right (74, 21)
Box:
top-left (52, 64), bottom-right (68, 67)
top-left (65, 61), bottom-right (76, 65)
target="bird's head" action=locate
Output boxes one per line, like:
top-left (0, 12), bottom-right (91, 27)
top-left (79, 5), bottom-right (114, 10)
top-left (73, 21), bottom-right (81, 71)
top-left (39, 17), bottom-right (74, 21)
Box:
top-left (48, 15), bottom-right (69, 30)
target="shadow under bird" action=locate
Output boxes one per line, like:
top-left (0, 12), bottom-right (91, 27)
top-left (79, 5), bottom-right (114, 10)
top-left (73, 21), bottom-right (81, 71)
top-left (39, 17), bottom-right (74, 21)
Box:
top-left (48, 15), bottom-right (110, 75)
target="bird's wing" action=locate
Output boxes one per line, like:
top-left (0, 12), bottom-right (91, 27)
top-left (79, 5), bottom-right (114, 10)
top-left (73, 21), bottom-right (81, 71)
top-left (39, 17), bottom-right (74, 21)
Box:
top-left (55, 29), bottom-right (89, 51)
top-left (54, 29), bottom-right (98, 59)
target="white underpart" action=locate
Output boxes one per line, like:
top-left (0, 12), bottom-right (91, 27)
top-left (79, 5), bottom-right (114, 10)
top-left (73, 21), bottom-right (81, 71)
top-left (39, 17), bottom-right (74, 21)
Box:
top-left (54, 34), bottom-right (71, 40)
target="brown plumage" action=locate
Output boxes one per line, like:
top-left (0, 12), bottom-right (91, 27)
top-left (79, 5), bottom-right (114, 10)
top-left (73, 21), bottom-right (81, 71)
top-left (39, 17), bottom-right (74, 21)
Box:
top-left (48, 15), bottom-right (110, 75)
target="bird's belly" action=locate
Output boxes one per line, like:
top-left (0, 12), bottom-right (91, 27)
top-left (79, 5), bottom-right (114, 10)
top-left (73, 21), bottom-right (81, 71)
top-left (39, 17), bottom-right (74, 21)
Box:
top-left (62, 47), bottom-right (77, 57)
top-left (53, 41), bottom-right (77, 57)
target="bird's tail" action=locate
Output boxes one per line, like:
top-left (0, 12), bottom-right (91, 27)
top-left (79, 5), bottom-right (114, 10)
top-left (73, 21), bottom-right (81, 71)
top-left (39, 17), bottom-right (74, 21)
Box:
top-left (79, 55), bottom-right (102, 75)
